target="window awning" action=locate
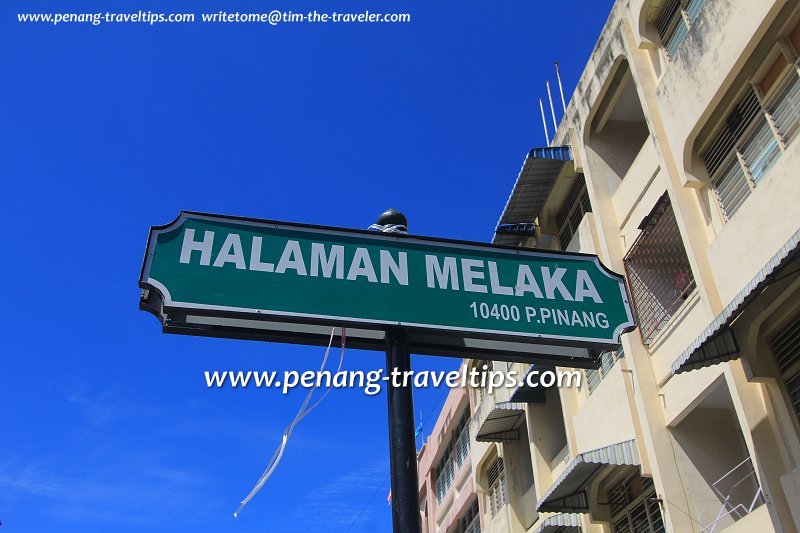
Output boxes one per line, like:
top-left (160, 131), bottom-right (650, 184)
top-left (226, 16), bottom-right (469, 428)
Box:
top-left (537, 439), bottom-right (640, 513)
top-left (509, 364), bottom-right (548, 404)
top-left (475, 401), bottom-right (527, 442)
top-left (494, 146), bottom-right (572, 246)
top-left (531, 513), bottom-right (582, 533)
top-left (672, 228), bottom-right (800, 374)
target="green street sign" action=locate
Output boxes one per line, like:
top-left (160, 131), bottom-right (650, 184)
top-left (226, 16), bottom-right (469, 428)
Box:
top-left (140, 212), bottom-right (635, 366)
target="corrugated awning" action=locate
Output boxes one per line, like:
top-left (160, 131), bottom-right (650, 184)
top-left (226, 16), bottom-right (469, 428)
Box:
top-left (493, 146), bottom-right (572, 246)
top-left (475, 401), bottom-right (526, 442)
top-left (537, 439), bottom-right (640, 513)
top-left (531, 513), bottom-right (582, 533)
top-left (509, 364), bottom-right (548, 404)
top-left (672, 228), bottom-right (800, 374)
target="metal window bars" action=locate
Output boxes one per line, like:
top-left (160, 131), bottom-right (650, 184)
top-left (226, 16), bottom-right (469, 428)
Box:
top-left (624, 196), bottom-right (696, 345)
top-left (684, 0), bottom-right (706, 21)
top-left (656, 0), bottom-right (683, 56)
top-left (771, 313), bottom-right (800, 425)
top-left (739, 116), bottom-right (781, 185)
top-left (656, 0), bottom-right (707, 59)
top-left (769, 69), bottom-right (800, 144)
top-left (711, 157), bottom-right (751, 220)
top-left (609, 475), bottom-right (666, 533)
top-left (455, 423), bottom-right (471, 469)
top-left (703, 64), bottom-right (800, 220)
top-left (435, 453), bottom-right (455, 504)
top-left (703, 90), bottom-right (761, 219)
top-left (704, 90), bottom-right (761, 176)
top-left (458, 500), bottom-right (481, 533)
top-left (464, 512), bottom-right (481, 533)
top-left (434, 438), bottom-right (454, 504)
top-left (486, 458), bottom-right (508, 517)
top-left (585, 347), bottom-right (625, 395)
top-left (556, 175), bottom-right (591, 248)
top-left (434, 411), bottom-right (472, 504)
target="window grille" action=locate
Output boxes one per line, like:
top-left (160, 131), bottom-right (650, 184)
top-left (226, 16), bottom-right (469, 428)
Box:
top-left (656, 0), bottom-right (707, 59)
top-left (585, 347), bottom-right (625, 394)
top-left (624, 196), bottom-right (696, 345)
top-left (704, 90), bottom-right (762, 176)
top-left (703, 90), bottom-right (762, 218)
top-left (486, 458), bottom-right (508, 517)
top-left (556, 175), bottom-right (592, 249)
top-left (609, 475), bottom-right (665, 533)
top-left (711, 157), bottom-right (751, 220)
top-left (434, 411), bottom-right (471, 503)
top-left (769, 70), bottom-right (800, 144)
top-left (771, 313), bottom-right (800, 424)
top-left (739, 116), bottom-right (780, 185)
top-left (455, 420), bottom-right (471, 469)
top-left (457, 500), bottom-right (481, 533)
top-left (703, 56), bottom-right (800, 219)
top-left (435, 442), bottom-right (455, 503)
top-left (464, 512), bottom-right (481, 533)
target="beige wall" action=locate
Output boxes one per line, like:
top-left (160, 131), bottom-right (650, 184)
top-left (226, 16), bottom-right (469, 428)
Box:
top-left (705, 144), bottom-right (800, 305)
top-left (423, 1), bottom-right (800, 532)
top-left (572, 364), bottom-right (638, 454)
top-left (542, 0), bottom-right (800, 531)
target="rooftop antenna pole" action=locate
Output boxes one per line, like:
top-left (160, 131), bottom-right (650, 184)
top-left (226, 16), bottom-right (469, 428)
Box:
top-left (555, 61), bottom-right (567, 113)
top-left (539, 98), bottom-right (550, 146)
top-left (418, 410), bottom-right (422, 449)
top-left (546, 81), bottom-right (558, 136)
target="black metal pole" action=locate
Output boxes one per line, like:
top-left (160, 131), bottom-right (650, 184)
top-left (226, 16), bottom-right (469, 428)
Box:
top-left (374, 208), bottom-right (420, 533)
top-left (385, 328), bottom-right (421, 533)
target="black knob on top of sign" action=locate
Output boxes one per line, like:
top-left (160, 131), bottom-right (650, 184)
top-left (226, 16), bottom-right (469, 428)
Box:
top-left (377, 208), bottom-right (408, 229)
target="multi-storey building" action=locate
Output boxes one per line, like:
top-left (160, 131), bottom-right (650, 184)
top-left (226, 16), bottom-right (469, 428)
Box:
top-left (418, 1), bottom-right (800, 531)
top-left (417, 365), bottom-right (481, 533)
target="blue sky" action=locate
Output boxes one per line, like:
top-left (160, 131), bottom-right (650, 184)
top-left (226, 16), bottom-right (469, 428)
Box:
top-left (1, 1), bottom-right (613, 530)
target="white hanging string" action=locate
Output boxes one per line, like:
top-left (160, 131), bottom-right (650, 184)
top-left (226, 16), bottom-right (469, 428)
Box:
top-left (234, 327), bottom-right (347, 518)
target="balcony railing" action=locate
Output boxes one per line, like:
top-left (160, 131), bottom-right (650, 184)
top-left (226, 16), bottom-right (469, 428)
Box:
top-left (701, 457), bottom-right (764, 533)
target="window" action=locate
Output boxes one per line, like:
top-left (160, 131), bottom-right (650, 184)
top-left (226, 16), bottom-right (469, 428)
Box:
top-left (624, 195), bottom-right (696, 345)
top-left (585, 347), bottom-right (625, 394)
top-left (486, 458), bottom-right (508, 517)
top-left (435, 442), bottom-right (455, 503)
top-left (772, 313), bottom-right (800, 425)
top-left (609, 475), bottom-right (665, 533)
top-left (434, 411), bottom-right (471, 504)
top-left (656, 0), bottom-right (707, 59)
top-left (702, 42), bottom-right (800, 219)
top-left (556, 175), bottom-right (592, 249)
top-left (454, 413), bottom-right (471, 469)
top-left (456, 499), bottom-right (481, 533)
top-left (768, 64), bottom-right (800, 145)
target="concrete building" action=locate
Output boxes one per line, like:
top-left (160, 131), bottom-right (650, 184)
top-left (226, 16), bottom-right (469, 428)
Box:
top-left (419, 0), bottom-right (800, 531)
top-left (417, 364), bottom-right (481, 533)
